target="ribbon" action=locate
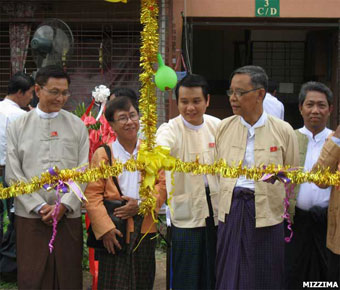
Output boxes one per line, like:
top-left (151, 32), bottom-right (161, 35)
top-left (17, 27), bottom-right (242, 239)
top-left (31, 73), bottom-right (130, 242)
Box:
top-left (48, 182), bottom-right (62, 253)
top-left (96, 100), bottom-right (107, 121)
top-left (137, 145), bottom-right (176, 223)
top-left (81, 99), bottom-right (95, 121)
top-left (43, 167), bottom-right (68, 193)
top-left (260, 167), bottom-right (296, 242)
top-left (137, 145), bottom-right (176, 189)
top-left (43, 167), bottom-right (87, 202)
top-left (43, 167), bottom-right (87, 253)
top-left (282, 182), bottom-right (295, 243)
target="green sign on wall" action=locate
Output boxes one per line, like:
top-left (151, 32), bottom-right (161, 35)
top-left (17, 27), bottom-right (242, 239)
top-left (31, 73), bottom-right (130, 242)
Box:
top-left (255, 0), bottom-right (280, 17)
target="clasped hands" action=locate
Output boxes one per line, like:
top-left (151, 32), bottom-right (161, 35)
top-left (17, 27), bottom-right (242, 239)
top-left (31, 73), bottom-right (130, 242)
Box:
top-left (39, 204), bottom-right (67, 226)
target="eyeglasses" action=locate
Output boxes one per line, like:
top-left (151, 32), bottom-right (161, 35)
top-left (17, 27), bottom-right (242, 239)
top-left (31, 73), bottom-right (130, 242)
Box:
top-left (41, 87), bottom-right (71, 97)
top-left (226, 87), bottom-right (263, 98)
top-left (114, 113), bottom-right (139, 124)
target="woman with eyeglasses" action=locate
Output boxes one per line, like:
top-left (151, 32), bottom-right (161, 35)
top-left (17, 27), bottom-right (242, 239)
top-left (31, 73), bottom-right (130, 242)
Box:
top-left (84, 96), bottom-right (166, 290)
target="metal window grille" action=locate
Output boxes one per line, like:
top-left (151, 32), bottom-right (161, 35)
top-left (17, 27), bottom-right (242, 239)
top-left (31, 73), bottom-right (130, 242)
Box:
top-left (252, 41), bottom-right (305, 98)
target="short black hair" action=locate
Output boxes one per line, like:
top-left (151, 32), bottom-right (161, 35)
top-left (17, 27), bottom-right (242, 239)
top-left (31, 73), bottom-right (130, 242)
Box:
top-left (299, 81), bottom-right (333, 106)
top-left (8, 72), bottom-right (35, 95)
top-left (110, 87), bottom-right (138, 101)
top-left (268, 80), bottom-right (278, 94)
top-left (35, 65), bottom-right (70, 86)
top-left (105, 96), bottom-right (139, 122)
top-left (174, 74), bottom-right (209, 103)
top-left (230, 65), bottom-right (268, 92)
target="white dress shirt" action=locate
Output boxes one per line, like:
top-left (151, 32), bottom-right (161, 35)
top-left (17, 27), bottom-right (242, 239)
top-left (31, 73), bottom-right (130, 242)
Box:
top-left (112, 139), bottom-right (140, 200)
top-left (35, 104), bottom-right (59, 119)
top-left (0, 99), bottom-right (27, 165)
top-left (236, 112), bottom-right (268, 189)
top-left (263, 93), bottom-right (284, 120)
top-left (296, 126), bottom-right (332, 210)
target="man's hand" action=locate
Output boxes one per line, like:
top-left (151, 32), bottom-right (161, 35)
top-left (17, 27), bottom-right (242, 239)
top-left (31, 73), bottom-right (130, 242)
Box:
top-left (40, 204), bottom-right (67, 225)
top-left (102, 228), bottom-right (123, 254)
top-left (334, 125), bottom-right (340, 138)
top-left (39, 204), bottom-right (53, 225)
top-left (114, 196), bottom-right (139, 219)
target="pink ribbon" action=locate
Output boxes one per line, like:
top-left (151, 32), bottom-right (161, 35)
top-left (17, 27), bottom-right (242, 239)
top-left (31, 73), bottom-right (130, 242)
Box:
top-left (282, 183), bottom-right (295, 243)
top-left (43, 167), bottom-right (87, 253)
top-left (48, 182), bottom-right (62, 253)
top-left (260, 168), bottom-right (295, 243)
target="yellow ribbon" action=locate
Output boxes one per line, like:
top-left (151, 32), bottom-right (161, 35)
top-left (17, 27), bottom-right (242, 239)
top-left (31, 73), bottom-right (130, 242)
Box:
top-left (137, 145), bottom-right (176, 220)
top-left (137, 144), bottom-right (176, 189)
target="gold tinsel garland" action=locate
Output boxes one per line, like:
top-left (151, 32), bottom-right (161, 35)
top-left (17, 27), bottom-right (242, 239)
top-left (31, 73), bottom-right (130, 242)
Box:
top-left (1, 157), bottom-right (339, 200)
top-left (137, 0), bottom-right (159, 216)
top-left (2, 0), bottom-right (339, 222)
top-left (139, 0), bottom-right (158, 151)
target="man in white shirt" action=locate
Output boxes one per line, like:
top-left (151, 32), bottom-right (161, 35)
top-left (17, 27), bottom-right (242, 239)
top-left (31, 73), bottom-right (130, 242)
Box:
top-left (5, 66), bottom-right (89, 289)
top-left (286, 81), bottom-right (335, 288)
top-left (0, 72), bottom-right (34, 249)
top-left (0, 72), bottom-right (34, 179)
top-left (156, 74), bottom-right (220, 290)
top-left (263, 80), bottom-right (285, 120)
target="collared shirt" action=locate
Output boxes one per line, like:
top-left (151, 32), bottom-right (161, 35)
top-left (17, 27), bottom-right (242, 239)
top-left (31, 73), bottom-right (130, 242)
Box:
top-left (181, 115), bottom-right (205, 131)
top-left (35, 104), bottom-right (59, 119)
top-left (296, 126), bottom-right (332, 210)
top-left (0, 98), bottom-right (27, 165)
top-left (181, 115), bottom-right (208, 186)
top-left (236, 112), bottom-right (268, 189)
top-left (112, 139), bottom-right (140, 200)
top-left (263, 93), bottom-right (284, 120)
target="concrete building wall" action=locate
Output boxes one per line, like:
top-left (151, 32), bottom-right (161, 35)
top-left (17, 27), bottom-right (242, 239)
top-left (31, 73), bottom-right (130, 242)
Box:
top-left (183, 0), bottom-right (340, 18)
top-left (173, 0), bottom-right (340, 50)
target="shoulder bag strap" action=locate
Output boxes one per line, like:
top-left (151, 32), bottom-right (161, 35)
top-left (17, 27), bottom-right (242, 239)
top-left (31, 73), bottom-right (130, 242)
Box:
top-left (101, 144), bottom-right (123, 197)
top-left (205, 186), bottom-right (214, 219)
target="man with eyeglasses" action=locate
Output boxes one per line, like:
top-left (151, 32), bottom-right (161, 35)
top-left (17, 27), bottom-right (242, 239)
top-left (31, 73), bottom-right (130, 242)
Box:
top-left (215, 65), bottom-right (299, 289)
top-left (5, 65), bottom-right (89, 289)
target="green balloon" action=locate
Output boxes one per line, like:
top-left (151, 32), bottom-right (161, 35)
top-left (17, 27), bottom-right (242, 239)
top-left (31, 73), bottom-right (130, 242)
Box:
top-left (155, 53), bottom-right (178, 91)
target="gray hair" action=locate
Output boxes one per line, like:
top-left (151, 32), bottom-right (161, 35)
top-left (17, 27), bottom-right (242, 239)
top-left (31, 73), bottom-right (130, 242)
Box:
top-left (298, 81), bottom-right (333, 106)
top-left (230, 65), bottom-right (268, 92)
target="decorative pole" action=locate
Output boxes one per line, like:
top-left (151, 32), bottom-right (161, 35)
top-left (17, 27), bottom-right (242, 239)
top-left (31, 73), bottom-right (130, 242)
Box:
top-left (139, 0), bottom-right (159, 151)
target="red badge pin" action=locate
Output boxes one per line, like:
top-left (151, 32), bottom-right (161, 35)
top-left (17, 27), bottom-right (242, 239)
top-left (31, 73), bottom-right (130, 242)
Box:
top-left (270, 146), bottom-right (277, 152)
top-left (209, 142), bottom-right (215, 148)
top-left (51, 131), bottom-right (58, 137)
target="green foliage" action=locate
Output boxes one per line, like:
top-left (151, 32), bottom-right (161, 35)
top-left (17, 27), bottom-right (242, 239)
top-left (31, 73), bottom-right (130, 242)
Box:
top-left (73, 102), bottom-right (87, 118)
top-left (0, 280), bottom-right (17, 289)
top-left (73, 102), bottom-right (101, 131)
top-left (87, 121), bottom-right (101, 131)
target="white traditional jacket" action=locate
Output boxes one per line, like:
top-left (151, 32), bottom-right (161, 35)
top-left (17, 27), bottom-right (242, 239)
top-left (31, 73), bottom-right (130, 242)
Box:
top-left (5, 109), bottom-right (89, 218)
top-left (156, 114), bottom-right (221, 228)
